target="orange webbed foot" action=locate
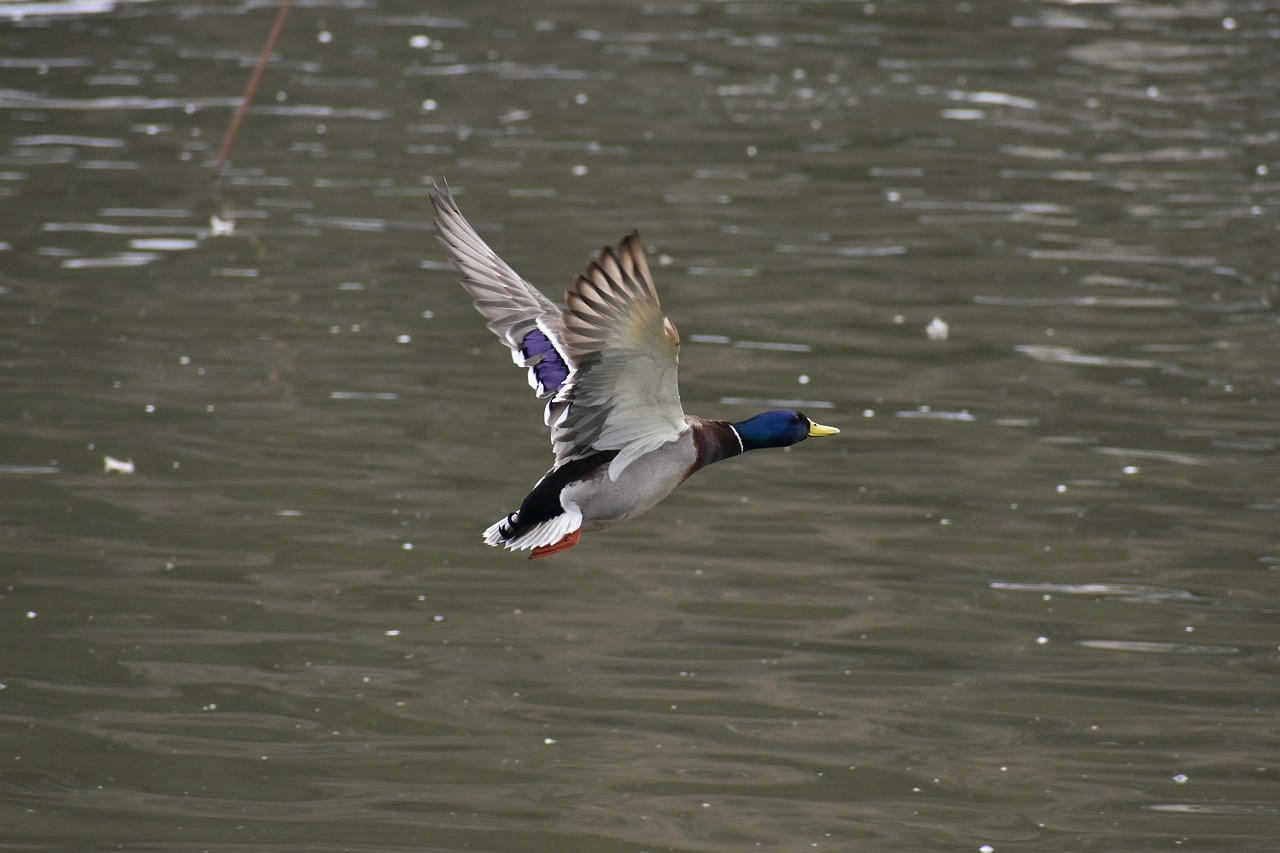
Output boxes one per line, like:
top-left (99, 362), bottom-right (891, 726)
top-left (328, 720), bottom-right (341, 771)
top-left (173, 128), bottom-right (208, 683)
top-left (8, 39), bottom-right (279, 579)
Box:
top-left (530, 528), bottom-right (581, 559)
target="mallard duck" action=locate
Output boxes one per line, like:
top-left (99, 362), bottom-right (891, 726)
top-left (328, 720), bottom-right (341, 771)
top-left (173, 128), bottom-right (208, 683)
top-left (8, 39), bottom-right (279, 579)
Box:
top-left (429, 183), bottom-right (839, 558)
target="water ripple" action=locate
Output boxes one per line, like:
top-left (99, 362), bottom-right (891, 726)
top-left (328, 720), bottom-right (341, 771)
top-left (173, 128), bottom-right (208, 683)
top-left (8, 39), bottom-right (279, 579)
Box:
top-left (720, 396), bottom-right (834, 410)
top-left (1145, 803), bottom-right (1280, 816)
top-left (0, 89), bottom-right (238, 111)
top-left (990, 582), bottom-right (1201, 603)
top-left (1076, 639), bottom-right (1240, 655)
top-left (775, 242), bottom-right (907, 258)
top-left (406, 63), bottom-right (609, 81)
top-left (1014, 344), bottom-right (1162, 369)
top-left (1020, 247), bottom-right (1221, 269)
top-left (1091, 446), bottom-right (1209, 466)
top-left (895, 407), bottom-right (976, 422)
top-left (0, 0), bottom-right (117, 19)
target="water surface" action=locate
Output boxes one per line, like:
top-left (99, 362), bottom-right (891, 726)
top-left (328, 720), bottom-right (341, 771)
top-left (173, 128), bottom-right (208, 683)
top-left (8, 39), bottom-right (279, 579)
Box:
top-left (2, 1), bottom-right (1278, 850)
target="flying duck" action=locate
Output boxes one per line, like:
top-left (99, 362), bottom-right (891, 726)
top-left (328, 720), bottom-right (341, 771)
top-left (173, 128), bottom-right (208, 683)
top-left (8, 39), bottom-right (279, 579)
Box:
top-left (429, 183), bottom-right (839, 558)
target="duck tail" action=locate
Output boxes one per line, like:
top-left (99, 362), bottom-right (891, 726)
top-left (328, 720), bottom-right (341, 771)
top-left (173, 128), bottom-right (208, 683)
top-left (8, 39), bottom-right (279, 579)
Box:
top-left (483, 513), bottom-right (520, 546)
top-left (483, 508), bottom-right (583, 556)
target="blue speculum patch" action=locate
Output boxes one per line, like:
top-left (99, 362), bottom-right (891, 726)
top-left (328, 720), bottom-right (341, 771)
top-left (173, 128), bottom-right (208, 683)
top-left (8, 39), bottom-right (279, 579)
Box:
top-left (522, 330), bottom-right (570, 393)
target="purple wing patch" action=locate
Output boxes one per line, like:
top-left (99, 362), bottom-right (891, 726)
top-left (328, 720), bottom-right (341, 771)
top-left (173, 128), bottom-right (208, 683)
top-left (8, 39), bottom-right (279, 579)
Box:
top-left (520, 329), bottom-right (571, 396)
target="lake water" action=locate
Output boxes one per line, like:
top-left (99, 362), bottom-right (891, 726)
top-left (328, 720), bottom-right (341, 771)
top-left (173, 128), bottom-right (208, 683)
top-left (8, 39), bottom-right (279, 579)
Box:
top-left (2, 0), bottom-right (1278, 850)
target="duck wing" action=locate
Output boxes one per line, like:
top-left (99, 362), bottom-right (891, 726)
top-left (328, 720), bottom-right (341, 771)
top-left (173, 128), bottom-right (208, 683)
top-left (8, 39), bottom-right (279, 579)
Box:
top-left (429, 183), bottom-right (573, 417)
top-left (555, 234), bottom-right (687, 481)
top-left (430, 183), bottom-right (688, 481)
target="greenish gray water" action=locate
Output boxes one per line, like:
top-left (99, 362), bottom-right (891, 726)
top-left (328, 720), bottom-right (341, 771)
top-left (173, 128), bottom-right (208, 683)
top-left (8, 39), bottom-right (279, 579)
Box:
top-left (1, 1), bottom-right (1278, 850)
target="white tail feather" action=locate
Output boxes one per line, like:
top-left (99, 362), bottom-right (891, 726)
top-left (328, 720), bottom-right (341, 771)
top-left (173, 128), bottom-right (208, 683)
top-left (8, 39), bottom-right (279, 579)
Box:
top-left (483, 507), bottom-right (583, 552)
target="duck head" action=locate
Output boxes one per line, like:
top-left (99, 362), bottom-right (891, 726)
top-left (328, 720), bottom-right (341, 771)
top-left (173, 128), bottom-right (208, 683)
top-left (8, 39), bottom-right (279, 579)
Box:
top-left (733, 409), bottom-right (840, 451)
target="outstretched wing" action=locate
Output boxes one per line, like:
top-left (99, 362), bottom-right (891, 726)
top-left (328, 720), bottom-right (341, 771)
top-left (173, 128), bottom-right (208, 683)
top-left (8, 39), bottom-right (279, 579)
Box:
top-left (430, 182), bottom-right (687, 479)
top-left (553, 234), bottom-right (687, 480)
top-left (429, 183), bottom-right (574, 417)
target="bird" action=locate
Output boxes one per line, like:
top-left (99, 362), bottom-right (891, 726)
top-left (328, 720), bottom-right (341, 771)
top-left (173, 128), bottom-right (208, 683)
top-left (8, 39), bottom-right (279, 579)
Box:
top-left (428, 182), bottom-right (839, 558)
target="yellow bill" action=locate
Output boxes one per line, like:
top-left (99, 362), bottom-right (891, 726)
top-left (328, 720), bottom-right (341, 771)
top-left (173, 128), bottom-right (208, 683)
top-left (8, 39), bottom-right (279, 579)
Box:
top-left (807, 420), bottom-right (840, 437)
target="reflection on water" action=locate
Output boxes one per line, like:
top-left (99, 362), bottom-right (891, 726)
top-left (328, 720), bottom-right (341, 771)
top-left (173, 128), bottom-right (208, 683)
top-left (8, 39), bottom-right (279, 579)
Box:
top-left (1, 0), bottom-right (1278, 850)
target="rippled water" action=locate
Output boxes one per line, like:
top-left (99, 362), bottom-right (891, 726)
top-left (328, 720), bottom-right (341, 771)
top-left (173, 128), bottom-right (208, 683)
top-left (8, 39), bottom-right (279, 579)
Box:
top-left (2, 0), bottom-right (1278, 850)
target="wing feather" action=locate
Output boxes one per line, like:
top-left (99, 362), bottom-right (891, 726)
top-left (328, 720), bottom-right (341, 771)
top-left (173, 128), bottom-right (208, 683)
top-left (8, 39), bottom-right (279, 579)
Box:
top-left (430, 184), bottom-right (687, 479)
top-left (429, 183), bottom-right (574, 415)
top-left (553, 234), bottom-right (686, 479)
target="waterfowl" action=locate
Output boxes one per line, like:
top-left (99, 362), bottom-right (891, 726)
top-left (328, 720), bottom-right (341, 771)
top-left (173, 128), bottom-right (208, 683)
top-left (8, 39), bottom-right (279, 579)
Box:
top-left (429, 183), bottom-right (839, 558)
